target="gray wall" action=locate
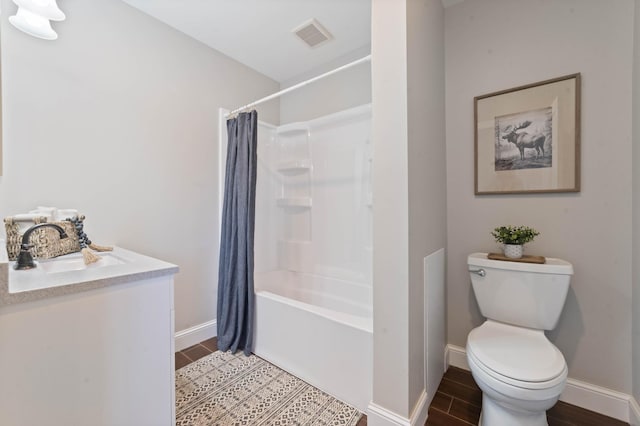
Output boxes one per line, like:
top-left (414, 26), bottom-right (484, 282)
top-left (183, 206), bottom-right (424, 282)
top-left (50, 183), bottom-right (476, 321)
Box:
top-left (634, 0), bottom-right (640, 405)
top-left (279, 47), bottom-right (371, 125)
top-left (407, 0), bottom-right (446, 410)
top-left (0, 0), bottom-right (280, 333)
top-left (445, 0), bottom-right (634, 393)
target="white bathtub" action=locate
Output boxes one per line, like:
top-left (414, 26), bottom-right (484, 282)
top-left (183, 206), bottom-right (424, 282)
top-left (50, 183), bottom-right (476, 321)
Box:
top-left (253, 270), bottom-right (373, 412)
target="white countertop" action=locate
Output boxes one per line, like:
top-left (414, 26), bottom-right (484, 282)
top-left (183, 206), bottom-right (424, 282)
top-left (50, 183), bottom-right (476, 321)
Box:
top-left (0, 247), bottom-right (178, 306)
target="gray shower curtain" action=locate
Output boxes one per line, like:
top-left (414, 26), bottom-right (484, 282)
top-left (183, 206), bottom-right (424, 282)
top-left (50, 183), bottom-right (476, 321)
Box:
top-left (217, 110), bottom-right (258, 356)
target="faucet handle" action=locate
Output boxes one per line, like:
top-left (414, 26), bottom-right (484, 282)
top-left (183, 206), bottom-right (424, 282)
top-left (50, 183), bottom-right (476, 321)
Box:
top-left (15, 223), bottom-right (68, 270)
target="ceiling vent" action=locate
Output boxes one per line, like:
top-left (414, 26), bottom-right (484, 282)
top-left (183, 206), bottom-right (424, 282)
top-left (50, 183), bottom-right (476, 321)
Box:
top-left (292, 19), bottom-right (332, 48)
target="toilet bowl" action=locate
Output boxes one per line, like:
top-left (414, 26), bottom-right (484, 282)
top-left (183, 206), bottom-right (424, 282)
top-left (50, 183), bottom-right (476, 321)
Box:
top-left (466, 253), bottom-right (573, 426)
top-left (467, 321), bottom-right (568, 426)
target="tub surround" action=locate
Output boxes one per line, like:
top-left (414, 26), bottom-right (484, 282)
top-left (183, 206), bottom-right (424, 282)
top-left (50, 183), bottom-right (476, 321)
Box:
top-left (245, 105), bottom-right (373, 412)
top-left (1, 246), bottom-right (178, 306)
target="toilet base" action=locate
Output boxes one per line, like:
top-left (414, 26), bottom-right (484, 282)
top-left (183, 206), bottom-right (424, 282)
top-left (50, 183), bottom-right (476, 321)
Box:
top-left (480, 394), bottom-right (548, 426)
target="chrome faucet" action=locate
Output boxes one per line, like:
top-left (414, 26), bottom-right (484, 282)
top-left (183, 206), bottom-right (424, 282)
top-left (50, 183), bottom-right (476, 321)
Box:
top-left (14, 223), bottom-right (68, 270)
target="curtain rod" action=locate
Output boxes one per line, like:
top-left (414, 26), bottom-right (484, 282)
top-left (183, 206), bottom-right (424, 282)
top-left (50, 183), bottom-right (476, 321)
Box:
top-left (224, 54), bottom-right (371, 118)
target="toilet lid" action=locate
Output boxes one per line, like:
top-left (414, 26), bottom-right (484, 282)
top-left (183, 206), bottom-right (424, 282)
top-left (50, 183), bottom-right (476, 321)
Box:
top-left (467, 321), bottom-right (566, 383)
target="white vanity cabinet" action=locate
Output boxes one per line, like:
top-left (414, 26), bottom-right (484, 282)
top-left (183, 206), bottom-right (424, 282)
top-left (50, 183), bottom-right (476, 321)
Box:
top-left (0, 247), bottom-right (178, 426)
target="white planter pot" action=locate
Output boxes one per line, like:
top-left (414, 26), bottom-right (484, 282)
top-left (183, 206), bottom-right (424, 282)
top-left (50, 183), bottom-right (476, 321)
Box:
top-left (503, 244), bottom-right (523, 259)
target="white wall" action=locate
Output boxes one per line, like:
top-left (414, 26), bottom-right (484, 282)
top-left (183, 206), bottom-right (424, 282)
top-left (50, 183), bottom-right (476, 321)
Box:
top-left (633, 0), bottom-right (640, 406)
top-left (446, 0), bottom-right (634, 393)
top-left (370, 0), bottom-right (445, 422)
top-left (0, 0), bottom-right (280, 334)
top-left (371, 0), bottom-right (410, 415)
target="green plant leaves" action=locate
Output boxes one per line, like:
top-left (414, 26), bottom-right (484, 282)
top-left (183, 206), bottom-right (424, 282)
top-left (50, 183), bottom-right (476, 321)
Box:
top-left (491, 225), bottom-right (539, 245)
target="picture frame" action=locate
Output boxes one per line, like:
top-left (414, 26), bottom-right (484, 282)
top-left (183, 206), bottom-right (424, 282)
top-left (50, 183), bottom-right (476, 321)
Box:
top-left (474, 74), bottom-right (581, 195)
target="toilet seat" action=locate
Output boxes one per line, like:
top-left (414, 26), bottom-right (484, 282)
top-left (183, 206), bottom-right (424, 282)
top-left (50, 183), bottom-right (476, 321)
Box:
top-left (467, 321), bottom-right (567, 390)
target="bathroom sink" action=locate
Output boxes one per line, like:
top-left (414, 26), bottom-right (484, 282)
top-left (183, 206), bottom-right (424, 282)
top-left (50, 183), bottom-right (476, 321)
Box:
top-left (38, 252), bottom-right (125, 274)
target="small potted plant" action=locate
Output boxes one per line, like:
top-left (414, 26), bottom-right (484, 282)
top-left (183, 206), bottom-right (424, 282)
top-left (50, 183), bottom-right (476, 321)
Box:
top-left (491, 225), bottom-right (540, 259)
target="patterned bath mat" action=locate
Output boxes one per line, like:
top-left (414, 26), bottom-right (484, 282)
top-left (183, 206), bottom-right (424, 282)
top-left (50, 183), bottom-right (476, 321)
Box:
top-left (175, 350), bottom-right (363, 425)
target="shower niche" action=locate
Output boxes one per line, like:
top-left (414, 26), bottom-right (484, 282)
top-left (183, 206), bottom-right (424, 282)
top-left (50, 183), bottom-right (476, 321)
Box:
top-left (276, 123), bottom-right (312, 207)
top-left (273, 122), bottom-right (313, 271)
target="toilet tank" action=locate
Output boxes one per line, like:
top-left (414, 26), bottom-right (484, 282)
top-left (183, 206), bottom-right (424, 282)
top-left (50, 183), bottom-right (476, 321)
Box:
top-left (467, 253), bottom-right (573, 330)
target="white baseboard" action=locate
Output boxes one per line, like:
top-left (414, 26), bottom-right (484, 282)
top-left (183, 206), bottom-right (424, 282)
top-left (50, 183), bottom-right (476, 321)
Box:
top-left (444, 344), bottom-right (632, 423)
top-left (411, 390), bottom-right (429, 426)
top-left (561, 378), bottom-right (631, 423)
top-left (174, 319), bottom-right (217, 351)
top-left (444, 344), bottom-right (468, 370)
top-left (367, 390), bottom-right (429, 426)
top-left (367, 402), bottom-right (410, 426)
top-left (630, 396), bottom-right (640, 426)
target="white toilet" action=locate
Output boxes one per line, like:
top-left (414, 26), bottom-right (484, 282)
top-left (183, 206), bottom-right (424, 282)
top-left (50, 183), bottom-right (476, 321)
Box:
top-left (466, 252), bottom-right (573, 426)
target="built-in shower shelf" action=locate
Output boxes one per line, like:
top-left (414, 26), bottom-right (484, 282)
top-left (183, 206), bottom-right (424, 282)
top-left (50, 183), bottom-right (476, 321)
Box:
top-left (277, 197), bottom-right (312, 208)
top-left (277, 160), bottom-right (312, 173)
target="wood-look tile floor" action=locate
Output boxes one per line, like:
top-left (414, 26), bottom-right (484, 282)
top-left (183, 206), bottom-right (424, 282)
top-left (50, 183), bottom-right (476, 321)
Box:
top-left (176, 340), bottom-right (627, 426)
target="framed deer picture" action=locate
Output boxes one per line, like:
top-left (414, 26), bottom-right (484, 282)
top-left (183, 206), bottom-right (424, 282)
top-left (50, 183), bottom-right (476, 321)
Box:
top-left (474, 73), bottom-right (581, 195)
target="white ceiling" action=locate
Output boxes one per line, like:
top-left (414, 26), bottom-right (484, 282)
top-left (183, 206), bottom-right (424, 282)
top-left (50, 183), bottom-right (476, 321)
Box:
top-left (121, 0), bottom-right (372, 83)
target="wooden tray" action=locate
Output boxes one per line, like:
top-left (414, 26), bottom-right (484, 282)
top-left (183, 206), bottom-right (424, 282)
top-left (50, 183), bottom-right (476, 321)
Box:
top-left (487, 253), bottom-right (546, 264)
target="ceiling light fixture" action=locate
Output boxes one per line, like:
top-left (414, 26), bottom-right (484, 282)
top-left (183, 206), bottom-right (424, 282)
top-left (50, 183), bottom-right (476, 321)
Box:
top-left (9, 0), bottom-right (65, 41)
